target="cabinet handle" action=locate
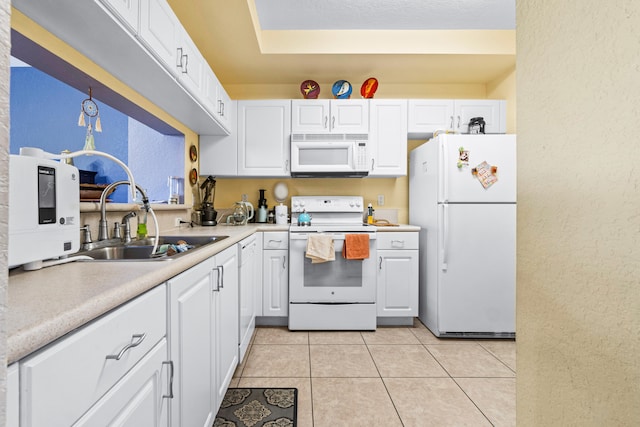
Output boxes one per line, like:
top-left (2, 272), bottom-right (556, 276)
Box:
top-left (221, 101), bottom-right (225, 117)
top-left (283, 256), bottom-right (287, 270)
top-left (457, 115), bottom-right (461, 129)
top-left (176, 48), bottom-right (183, 68)
top-left (379, 256), bottom-right (383, 270)
top-left (371, 158), bottom-right (375, 171)
top-left (285, 159), bottom-right (289, 172)
top-left (181, 54), bottom-right (189, 74)
top-left (331, 116), bottom-right (335, 129)
top-left (324, 116), bottom-right (328, 129)
top-left (218, 265), bottom-right (225, 288)
top-left (218, 99), bottom-right (223, 115)
top-left (106, 333), bottom-right (146, 360)
top-left (212, 268), bottom-right (220, 292)
top-left (449, 116), bottom-right (454, 129)
top-left (162, 361), bottom-right (174, 399)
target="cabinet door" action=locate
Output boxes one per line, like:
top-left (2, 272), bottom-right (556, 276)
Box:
top-left (377, 250), bottom-right (419, 317)
top-left (453, 100), bottom-right (506, 134)
top-left (237, 100), bottom-right (291, 176)
top-left (7, 363), bottom-right (18, 427)
top-left (263, 249), bottom-right (289, 316)
top-left (291, 100), bottom-right (330, 133)
top-left (239, 236), bottom-right (257, 363)
top-left (330, 100), bottom-right (369, 133)
top-left (200, 104), bottom-right (238, 176)
top-left (408, 99), bottom-right (455, 136)
top-left (139, 0), bottom-right (179, 74)
top-left (99, 0), bottom-right (140, 32)
top-left (73, 340), bottom-right (169, 427)
top-left (168, 259), bottom-right (216, 427)
top-left (175, 26), bottom-right (206, 100)
top-left (369, 99), bottom-right (408, 177)
top-left (213, 246), bottom-right (239, 411)
top-left (216, 84), bottom-right (233, 131)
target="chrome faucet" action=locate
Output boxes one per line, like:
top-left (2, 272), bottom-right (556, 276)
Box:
top-left (98, 180), bottom-right (151, 241)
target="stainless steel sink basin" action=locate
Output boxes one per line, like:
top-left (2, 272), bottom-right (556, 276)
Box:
top-left (78, 235), bottom-right (229, 261)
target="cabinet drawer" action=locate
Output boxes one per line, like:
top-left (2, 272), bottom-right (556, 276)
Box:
top-left (263, 232), bottom-right (289, 250)
top-left (377, 233), bottom-right (419, 250)
top-left (20, 285), bottom-right (167, 427)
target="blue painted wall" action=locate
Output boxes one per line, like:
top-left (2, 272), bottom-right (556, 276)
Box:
top-left (10, 66), bottom-right (184, 203)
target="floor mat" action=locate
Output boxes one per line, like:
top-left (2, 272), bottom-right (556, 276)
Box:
top-left (214, 388), bottom-right (297, 427)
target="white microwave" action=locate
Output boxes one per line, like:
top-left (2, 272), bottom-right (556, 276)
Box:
top-left (290, 133), bottom-right (369, 177)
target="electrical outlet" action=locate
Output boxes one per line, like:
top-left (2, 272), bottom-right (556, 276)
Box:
top-left (241, 194), bottom-right (248, 202)
top-left (174, 217), bottom-right (182, 227)
top-left (377, 194), bottom-right (385, 206)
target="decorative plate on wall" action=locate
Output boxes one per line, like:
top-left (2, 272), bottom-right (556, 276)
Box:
top-left (189, 144), bottom-right (198, 162)
top-left (189, 168), bottom-right (198, 186)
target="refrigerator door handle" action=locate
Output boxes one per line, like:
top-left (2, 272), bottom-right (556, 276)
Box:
top-left (441, 203), bottom-right (449, 271)
top-left (440, 137), bottom-right (448, 202)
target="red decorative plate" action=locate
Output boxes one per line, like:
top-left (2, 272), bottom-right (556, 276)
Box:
top-left (360, 78), bottom-right (378, 98)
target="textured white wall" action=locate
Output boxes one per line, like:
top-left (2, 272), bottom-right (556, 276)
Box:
top-left (0, 1), bottom-right (10, 425)
top-left (516, 1), bottom-right (640, 425)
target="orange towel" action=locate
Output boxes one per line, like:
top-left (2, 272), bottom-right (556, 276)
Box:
top-left (342, 234), bottom-right (370, 260)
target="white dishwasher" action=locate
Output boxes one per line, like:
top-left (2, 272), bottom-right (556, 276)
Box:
top-left (238, 235), bottom-right (258, 362)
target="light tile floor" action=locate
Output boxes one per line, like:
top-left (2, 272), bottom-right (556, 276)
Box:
top-left (230, 320), bottom-right (516, 427)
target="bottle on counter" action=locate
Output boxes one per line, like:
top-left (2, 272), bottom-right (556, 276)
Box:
top-left (257, 189), bottom-right (268, 223)
top-left (367, 203), bottom-right (374, 224)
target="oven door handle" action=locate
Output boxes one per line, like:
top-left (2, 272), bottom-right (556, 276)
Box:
top-left (289, 233), bottom-right (377, 240)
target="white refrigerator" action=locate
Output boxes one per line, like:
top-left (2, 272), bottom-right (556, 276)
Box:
top-left (409, 134), bottom-right (516, 338)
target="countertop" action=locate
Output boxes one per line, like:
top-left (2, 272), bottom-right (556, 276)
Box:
top-left (7, 223), bottom-right (419, 364)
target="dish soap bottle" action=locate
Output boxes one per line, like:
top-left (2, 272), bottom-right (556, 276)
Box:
top-left (367, 203), bottom-right (374, 224)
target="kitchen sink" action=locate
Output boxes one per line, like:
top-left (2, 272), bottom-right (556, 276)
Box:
top-left (77, 235), bottom-right (229, 261)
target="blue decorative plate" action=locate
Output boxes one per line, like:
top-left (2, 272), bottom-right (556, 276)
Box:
top-left (332, 80), bottom-right (352, 99)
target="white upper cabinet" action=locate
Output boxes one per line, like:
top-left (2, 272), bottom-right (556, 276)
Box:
top-left (99, 0), bottom-right (139, 32)
top-left (14, 0), bottom-right (230, 135)
top-left (408, 99), bottom-right (454, 136)
top-left (139, 0), bottom-right (180, 76)
top-left (292, 100), bottom-right (369, 134)
top-left (368, 99), bottom-right (408, 177)
top-left (454, 99), bottom-right (506, 134)
top-left (408, 99), bottom-right (506, 137)
top-left (237, 100), bottom-right (292, 177)
top-left (175, 26), bottom-right (206, 98)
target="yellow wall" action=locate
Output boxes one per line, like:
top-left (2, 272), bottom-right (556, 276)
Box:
top-left (516, 2), bottom-right (639, 425)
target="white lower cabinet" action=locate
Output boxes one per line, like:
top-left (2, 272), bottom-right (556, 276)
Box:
top-left (262, 232), bottom-right (289, 317)
top-left (19, 285), bottom-right (168, 427)
top-left (168, 257), bottom-right (216, 427)
top-left (7, 363), bottom-right (19, 427)
top-left (238, 234), bottom-right (259, 362)
top-left (377, 232), bottom-right (419, 317)
top-left (168, 245), bottom-right (238, 426)
top-left (73, 340), bottom-right (170, 427)
top-left (213, 246), bottom-right (239, 409)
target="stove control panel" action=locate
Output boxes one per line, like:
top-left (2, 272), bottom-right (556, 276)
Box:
top-left (291, 196), bottom-right (363, 213)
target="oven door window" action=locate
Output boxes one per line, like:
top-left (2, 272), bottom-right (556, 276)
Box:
top-left (303, 255), bottom-right (363, 287)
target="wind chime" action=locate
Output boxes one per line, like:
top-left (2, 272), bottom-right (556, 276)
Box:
top-left (78, 87), bottom-right (102, 150)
